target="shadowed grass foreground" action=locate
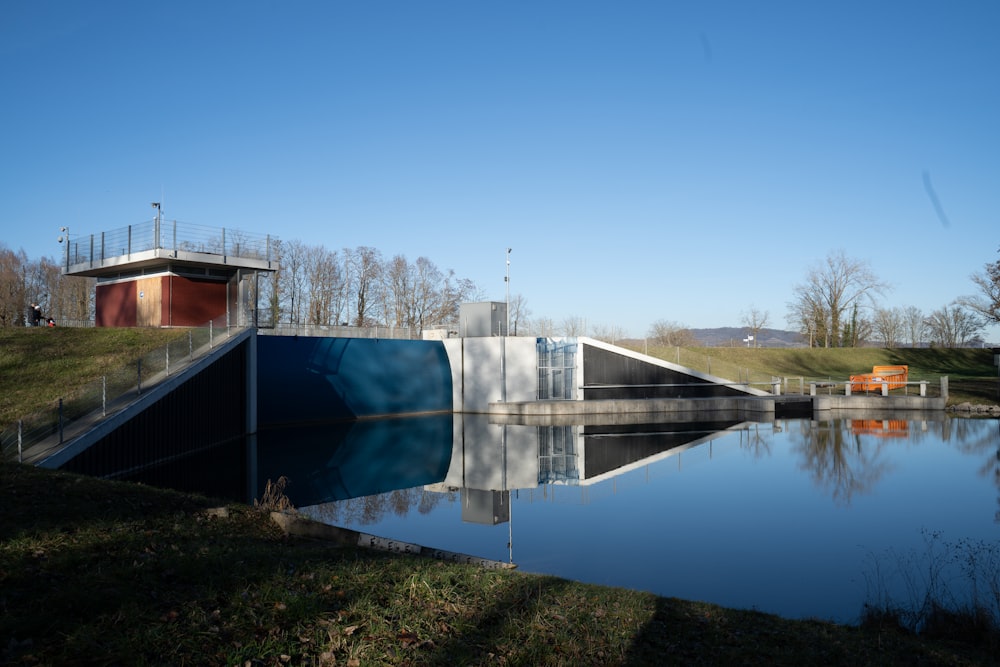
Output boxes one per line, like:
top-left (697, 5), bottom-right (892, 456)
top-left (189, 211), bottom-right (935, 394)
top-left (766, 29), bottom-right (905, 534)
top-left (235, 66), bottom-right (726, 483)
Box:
top-left (2, 462), bottom-right (997, 666)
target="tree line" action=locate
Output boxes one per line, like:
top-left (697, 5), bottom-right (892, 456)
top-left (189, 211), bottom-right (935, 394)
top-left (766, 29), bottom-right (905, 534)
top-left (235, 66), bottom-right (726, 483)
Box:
top-left (0, 245), bottom-right (93, 326)
top-left (645, 248), bottom-right (1000, 349)
top-left (0, 239), bottom-right (486, 335)
top-left (4, 238), bottom-right (1000, 348)
top-left (258, 241), bottom-right (483, 333)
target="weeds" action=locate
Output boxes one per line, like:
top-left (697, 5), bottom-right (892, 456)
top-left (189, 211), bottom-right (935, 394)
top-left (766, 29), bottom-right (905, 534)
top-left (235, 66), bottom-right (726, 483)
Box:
top-left (255, 475), bottom-right (294, 512)
top-left (861, 529), bottom-right (1000, 648)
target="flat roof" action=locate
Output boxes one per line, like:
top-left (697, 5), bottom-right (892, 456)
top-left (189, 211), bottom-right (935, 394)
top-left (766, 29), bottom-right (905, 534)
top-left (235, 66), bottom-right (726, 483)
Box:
top-left (61, 220), bottom-right (278, 277)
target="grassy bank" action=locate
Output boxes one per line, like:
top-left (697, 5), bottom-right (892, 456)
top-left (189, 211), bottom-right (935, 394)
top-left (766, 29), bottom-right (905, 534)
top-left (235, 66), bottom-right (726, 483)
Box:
top-left (0, 327), bottom-right (189, 427)
top-left (3, 329), bottom-right (998, 429)
top-left (2, 462), bottom-right (997, 666)
top-left (625, 344), bottom-right (1000, 406)
top-left (3, 328), bottom-right (1000, 664)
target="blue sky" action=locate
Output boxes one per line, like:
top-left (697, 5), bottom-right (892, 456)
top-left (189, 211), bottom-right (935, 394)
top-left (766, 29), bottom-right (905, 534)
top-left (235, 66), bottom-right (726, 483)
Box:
top-left (3, 1), bottom-right (999, 342)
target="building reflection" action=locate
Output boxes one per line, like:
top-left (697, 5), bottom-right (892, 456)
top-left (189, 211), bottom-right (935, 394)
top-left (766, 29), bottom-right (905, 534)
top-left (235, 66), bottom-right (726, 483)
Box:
top-left (298, 413), bottom-right (749, 533)
top-left (119, 413), bottom-right (1000, 534)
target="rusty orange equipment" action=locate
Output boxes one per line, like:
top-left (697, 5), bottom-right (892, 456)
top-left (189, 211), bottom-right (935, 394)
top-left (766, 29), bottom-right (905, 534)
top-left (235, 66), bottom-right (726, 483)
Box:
top-left (849, 365), bottom-right (908, 393)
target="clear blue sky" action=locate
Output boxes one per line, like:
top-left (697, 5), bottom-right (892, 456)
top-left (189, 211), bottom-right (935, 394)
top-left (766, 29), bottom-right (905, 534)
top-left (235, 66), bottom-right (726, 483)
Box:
top-left (3, 1), bottom-right (998, 343)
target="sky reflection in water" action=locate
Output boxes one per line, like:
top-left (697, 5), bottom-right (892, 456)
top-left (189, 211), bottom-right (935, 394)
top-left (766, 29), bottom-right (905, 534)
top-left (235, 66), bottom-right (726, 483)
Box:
top-left (275, 415), bottom-right (1000, 624)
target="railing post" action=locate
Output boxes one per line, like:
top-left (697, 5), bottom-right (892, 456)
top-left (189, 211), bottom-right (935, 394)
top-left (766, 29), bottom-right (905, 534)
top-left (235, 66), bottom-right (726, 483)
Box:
top-left (940, 376), bottom-right (949, 399)
top-left (209, 320), bottom-right (214, 348)
top-left (17, 420), bottom-right (23, 463)
top-left (58, 398), bottom-right (64, 444)
top-left (920, 380), bottom-right (927, 397)
top-left (137, 359), bottom-right (142, 396)
top-left (881, 381), bottom-right (889, 397)
top-left (845, 382), bottom-right (851, 396)
top-left (189, 330), bottom-right (193, 358)
top-left (809, 382), bottom-right (817, 397)
top-left (102, 376), bottom-right (107, 416)
top-left (771, 380), bottom-right (781, 396)
top-left (166, 345), bottom-right (170, 375)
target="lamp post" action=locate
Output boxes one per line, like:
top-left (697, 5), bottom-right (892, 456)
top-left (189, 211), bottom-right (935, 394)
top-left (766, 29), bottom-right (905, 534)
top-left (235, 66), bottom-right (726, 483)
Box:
top-left (58, 226), bottom-right (69, 271)
top-left (505, 248), bottom-right (511, 336)
top-left (151, 202), bottom-right (161, 248)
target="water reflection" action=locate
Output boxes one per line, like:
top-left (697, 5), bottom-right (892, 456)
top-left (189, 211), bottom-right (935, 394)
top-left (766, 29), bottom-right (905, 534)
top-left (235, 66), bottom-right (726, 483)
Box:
top-left (257, 415), bottom-right (454, 506)
top-left (121, 413), bottom-right (1000, 623)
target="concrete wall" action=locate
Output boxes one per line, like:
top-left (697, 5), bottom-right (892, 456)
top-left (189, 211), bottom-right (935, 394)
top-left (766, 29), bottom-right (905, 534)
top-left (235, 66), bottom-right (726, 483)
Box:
top-left (443, 337), bottom-right (537, 413)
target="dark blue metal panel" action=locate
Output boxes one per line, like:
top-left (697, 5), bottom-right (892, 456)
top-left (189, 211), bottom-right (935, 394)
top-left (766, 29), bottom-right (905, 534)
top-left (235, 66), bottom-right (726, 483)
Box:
top-left (257, 337), bottom-right (453, 425)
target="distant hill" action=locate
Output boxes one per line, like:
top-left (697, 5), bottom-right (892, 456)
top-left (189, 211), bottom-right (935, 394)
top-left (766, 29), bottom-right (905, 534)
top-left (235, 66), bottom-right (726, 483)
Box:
top-left (689, 327), bottom-right (807, 348)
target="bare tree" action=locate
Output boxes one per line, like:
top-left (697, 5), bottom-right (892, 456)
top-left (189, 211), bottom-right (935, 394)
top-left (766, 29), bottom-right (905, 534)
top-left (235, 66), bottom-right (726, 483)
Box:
top-left (382, 254), bottom-right (413, 329)
top-left (277, 239), bottom-right (309, 325)
top-left (788, 250), bottom-right (888, 347)
top-left (345, 246), bottom-right (383, 327)
top-left (591, 323), bottom-right (628, 343)
top-left (740, 305), bottom-right (769, 348)
top-left (872, 307), bottom-right (904, 348)
top-left (0, 245), bottom-right (29, 326)
top-left (508, 293), bottom-right (530, 336)
top-left (305, 245), bottom-right (344, 326)
top-left (648, 319), bottom-right (697, 347)
top-left (412, 257), bottom-right (449, 331)
top-left (528, 316), bottom-right (557, 337)
top-left (562, 316), bottom-right (587, 337)
top-left (435, 271), bottom-right (478, 327)
top-left (839, 302), bottom-right (873, 347)
top-left (44, 265), bottom-right (93, 325)
top-left (786, 291), bottom-right (828, 347)
top-left (902, 306), bottom-right (925, 347)
top-left (924, 303), bottom-right (983, 347)
top-left (960, 246), bottom-right (1000, 326)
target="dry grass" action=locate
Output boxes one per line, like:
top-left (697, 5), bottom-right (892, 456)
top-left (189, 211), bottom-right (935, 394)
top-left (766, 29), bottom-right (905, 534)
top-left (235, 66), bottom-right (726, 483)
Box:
top-left (3, 461), bottom-right (997, 666)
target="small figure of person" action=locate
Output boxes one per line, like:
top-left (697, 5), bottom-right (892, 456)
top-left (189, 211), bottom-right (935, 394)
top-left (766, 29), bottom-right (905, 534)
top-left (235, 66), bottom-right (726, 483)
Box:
top-left (31, 303), bottom-right (42, 326)
top-left (47, 318), bottom-right (56, 327)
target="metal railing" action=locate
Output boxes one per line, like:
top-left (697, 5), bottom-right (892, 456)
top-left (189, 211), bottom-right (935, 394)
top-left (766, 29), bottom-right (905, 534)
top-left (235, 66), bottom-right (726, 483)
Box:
top-left (63, 219), bottom-right (275, 269)
top-left (258, 323), bottom-right (421, 339)
top-left (1, 315), bottom-right (242, 463)
top-left (802, 377), bottom-right (946, 398)
top-left (630, 346), bottom-right (948, 400)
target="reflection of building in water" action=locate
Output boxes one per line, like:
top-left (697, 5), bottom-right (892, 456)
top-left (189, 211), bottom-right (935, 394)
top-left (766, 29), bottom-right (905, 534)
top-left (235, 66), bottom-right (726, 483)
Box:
top-left (538, 425), bottom-right (579, 483)
top-left (426, 415), bottom-right (747, 525)
top-left (461, 488), bottom-right (510, 526)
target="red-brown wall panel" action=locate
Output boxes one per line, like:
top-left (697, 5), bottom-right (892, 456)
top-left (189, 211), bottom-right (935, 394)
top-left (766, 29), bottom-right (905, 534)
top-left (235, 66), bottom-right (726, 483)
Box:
top-left (166, 276), bottom-right (227, 326)
top-left (95, 282), bottom-right (137, 327)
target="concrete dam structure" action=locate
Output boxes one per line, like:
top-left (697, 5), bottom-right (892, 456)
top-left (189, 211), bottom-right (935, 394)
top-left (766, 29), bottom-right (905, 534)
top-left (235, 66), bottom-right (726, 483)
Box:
top-left (256, 335), bottom-right (770, 426)
top-left (38, 333), bottom-right (768, 478)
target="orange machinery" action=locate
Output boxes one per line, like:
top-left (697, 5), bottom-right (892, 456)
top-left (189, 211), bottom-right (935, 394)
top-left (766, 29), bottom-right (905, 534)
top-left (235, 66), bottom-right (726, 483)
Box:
top-left (849, 365), bottom-right (908, 393)
top-left (850, 419), bottom-right (909, 437)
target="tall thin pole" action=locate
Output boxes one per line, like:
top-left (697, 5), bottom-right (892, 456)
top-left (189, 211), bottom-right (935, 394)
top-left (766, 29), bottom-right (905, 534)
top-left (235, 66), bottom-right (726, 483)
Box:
top-left (152, 202), bottom-right (161, 248)
top-left (505, 248), bottom-right (511, 336)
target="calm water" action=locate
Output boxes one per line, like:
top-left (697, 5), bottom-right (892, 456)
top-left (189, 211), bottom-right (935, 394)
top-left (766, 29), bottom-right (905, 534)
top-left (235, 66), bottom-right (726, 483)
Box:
top-left (127, 413), bottom-right (1000, 624)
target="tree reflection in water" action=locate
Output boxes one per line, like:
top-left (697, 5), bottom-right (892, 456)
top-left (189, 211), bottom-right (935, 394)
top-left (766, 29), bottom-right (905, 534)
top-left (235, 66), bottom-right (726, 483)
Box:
top-left (308, 487), bottom-right (455, 527)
